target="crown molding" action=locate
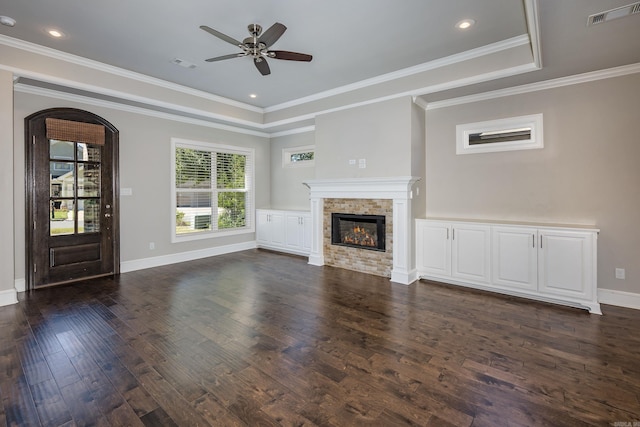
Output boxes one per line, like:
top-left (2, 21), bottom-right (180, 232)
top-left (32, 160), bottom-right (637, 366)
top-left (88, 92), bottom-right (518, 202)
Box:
top-left (263, 62), bottom-right (539, 129)
top-left (270, 126), bottom-right (315, 138)
top-left (264, 34), bottom-right (531, 113)
top-left (524, 0), bottom-right (543, 68)
top-left (14, 83), bottom-right (271, 138)
top-left (412, 96), bottom-right (429, 111)
top-left (2, 62), bottom-right (265, 130)
top-left (426, 62), bottom-right (640, 110)
top-left (0, 34), bottom-right (263, 113)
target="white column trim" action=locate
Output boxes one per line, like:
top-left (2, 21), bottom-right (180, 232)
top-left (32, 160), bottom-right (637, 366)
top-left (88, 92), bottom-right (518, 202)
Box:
top-left (308, 197), bottom-right (325, 266)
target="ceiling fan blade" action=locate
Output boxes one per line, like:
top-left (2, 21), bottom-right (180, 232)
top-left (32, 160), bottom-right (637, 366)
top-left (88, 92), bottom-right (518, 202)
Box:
top-left (258, 22), bottom-right (287, 47)
top-left (200, 25), bottom-right (243, 47)
top-left (270, 51), bottom-right (313, 62)
top-left (205, 53), bottom-right (245, 62)
top-left (254, 58), bottom-right (271, 75)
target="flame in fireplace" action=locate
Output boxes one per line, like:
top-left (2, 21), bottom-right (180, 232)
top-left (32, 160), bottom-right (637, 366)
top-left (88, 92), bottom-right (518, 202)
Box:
top-left (343, 225), bottom-right (377, 247)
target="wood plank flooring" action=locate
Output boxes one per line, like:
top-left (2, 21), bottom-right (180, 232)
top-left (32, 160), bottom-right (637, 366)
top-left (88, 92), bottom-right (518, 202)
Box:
top-left (1, 248), bottom-right (639, 426)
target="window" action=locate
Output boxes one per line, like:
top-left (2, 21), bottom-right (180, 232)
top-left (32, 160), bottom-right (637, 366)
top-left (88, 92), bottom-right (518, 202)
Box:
top-left (171, 138), bottom-right (254, 242)
top-left (283, 145), bottom-right (315, 168)
top-left (456, 114), bottom-right (543, 154)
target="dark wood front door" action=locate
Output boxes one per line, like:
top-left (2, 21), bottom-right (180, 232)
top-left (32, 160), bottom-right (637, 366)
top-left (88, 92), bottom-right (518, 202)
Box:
top-left (26, 108), bottom-right (120, 288)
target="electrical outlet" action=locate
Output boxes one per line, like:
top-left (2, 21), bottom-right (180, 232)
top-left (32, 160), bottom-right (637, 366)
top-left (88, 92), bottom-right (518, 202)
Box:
top-left (149, 242), bottom-right (155, 250)
top-left (359, 158), bottom-right (366, 169)
top-left (615, 268), bottom-right (625, 279)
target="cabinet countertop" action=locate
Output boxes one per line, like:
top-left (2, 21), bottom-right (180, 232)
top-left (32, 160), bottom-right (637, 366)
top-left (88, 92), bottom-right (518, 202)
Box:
top-left (418, 217), bottom-right (599, 232)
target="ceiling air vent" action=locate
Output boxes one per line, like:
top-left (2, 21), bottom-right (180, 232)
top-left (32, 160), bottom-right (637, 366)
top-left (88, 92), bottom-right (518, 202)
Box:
top-left (587, 2), bottom-right (640, 26)
top-left (170, 58), bottom-right (197, 69)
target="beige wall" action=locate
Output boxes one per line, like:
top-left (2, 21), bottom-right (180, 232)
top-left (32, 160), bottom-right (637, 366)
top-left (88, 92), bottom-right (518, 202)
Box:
top-left (425, 73), bottom-right (640, 293)
top-left (0, 70), bottom-right (15, 302)
top-left (269, 132), bottom-right (314, 211)
top-left (315, 97), bottom-right (414, 179)
top-left (13, 91), bottom-right (270, 282)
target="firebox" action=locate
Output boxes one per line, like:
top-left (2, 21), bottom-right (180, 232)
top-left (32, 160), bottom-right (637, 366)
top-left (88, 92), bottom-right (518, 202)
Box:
top-left (331, 213), bottom-right (386, 251)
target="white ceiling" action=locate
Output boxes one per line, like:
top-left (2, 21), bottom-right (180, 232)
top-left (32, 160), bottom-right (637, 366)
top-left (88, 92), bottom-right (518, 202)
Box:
top-left (1, 0), bottom-right (639, 109)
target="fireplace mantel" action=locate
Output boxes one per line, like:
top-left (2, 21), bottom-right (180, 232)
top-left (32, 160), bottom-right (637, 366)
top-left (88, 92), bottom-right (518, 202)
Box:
top-left (304, 176), bottom-right (420, 285)
top-left (304, 176), bottom-right (419, 200)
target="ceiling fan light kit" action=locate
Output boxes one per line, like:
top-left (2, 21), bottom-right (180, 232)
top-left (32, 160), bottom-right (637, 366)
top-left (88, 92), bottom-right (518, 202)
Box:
top-left (200, 22), bottom-right (312, 76)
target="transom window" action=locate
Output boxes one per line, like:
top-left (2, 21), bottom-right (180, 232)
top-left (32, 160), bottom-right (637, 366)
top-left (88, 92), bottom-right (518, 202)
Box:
top-left (283, 145), bottom-right (315, 168)
top-left (456, 114), bottom-right (543, 155)
top-left (171, 138), bottom-right (254, 242)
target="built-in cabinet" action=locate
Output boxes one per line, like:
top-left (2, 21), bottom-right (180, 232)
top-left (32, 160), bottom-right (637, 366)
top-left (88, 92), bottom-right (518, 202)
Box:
top-left (416, 219), bottom-right (600, 314)
top-left (416, 221), bottom-right (491, 284)
top-left (257, 209), bottom-right (311, 256)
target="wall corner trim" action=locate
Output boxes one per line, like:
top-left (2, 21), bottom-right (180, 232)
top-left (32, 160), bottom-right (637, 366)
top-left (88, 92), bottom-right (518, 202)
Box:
top-left (14, 278), bottom-right (26, 293)
top-left (598, 288), bottom-right (640, 311)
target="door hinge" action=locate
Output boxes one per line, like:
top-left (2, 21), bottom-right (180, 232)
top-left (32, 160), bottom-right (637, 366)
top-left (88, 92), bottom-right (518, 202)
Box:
top-left (33, 263), bottom-right (36, 273)
top-left (32, 135), bottom-right (36, 145)
top-left (33, 221), bottom-right (36, 230)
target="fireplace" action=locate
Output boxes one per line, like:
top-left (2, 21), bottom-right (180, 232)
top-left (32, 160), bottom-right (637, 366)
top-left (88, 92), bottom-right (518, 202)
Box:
top-left (331, 213), bottom-right (385, 251)
top-left (305, 177), bottom-right (420, 284)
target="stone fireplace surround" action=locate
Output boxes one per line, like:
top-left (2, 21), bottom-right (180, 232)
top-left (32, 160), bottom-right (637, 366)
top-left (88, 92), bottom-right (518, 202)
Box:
top-left (304, 177), bottom-right (420, 285)
top-left (324, 198), bottom-right (393, 278)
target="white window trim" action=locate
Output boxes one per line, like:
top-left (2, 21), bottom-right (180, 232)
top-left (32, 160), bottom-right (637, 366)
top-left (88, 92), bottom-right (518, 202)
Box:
top-left (171, 137), bottom-right (255, 243)
top-left (456, 113), bottom-right (544, 155)
top-left (282, 145), bottom-right (315, 168)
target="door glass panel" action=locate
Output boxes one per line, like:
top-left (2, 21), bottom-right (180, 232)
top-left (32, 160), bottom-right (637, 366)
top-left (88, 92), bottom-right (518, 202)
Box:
top-left (78, 199), bottom-right (100, 234)
top-left (50, 200), bottom-right (75, 235)
top-left (77, 143), bottom-right (101, 162)
top-left (78, 164), bottom-right (100, 197)
top-left (50, 140), bottom-right (75, 160)
top-left (50, 161), bottom-right (75, 197)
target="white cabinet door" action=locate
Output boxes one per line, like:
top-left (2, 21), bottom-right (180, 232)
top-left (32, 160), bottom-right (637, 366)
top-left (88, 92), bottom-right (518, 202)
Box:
top-left (492, 226), bottom-right (537, 291)
top-left (256, 210), bottom-right (271, 244)
top-left (256, 210), bottom-right (285, 247)
top-left (285, 213), bottom-right (303, 250)
top-left (269, 212), bottom-right (285, 246)
top-left (284, 213), bottom-right (312, 254)
top-left (451, 224), bottom-right (491, 284)
top-left (416, 220), bottom-right (451, 277)
top-left (538, 229), bottom-right (594, 301)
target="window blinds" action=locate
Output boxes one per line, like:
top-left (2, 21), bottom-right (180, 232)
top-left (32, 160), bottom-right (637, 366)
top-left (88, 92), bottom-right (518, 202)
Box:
top-left (174, 143), bottom-right (253, 237)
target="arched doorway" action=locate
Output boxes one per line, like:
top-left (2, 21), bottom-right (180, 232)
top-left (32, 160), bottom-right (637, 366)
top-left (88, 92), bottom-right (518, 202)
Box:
top-left (25, 108), bottom-right (120, 288)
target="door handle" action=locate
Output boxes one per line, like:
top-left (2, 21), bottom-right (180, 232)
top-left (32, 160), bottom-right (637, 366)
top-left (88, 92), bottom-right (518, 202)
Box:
top-left (104, 213), bottom-right (111, 218)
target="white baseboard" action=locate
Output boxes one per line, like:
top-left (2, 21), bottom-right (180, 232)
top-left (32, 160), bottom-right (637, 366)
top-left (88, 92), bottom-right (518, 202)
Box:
top-left (598, 288), bottom-right (640, 311)
top-left (15, 278), bottom-right (26, 293)
top-left (0, 288), bottom-right (18, 307)
top-left (121, 241), bottom-right (257, 273)
top-left (308, 255), bottom-right (325, 266)
top-left (391, 268), bottom-right (418, 285)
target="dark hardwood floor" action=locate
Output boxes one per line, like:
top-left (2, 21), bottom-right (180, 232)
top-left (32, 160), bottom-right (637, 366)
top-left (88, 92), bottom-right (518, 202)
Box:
top-left (1, 249), bottom-right (639, 426)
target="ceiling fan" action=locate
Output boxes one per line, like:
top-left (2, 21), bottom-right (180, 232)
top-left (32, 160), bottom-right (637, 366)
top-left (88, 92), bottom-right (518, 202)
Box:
top-left (200, 23), bottom-right (313, 76)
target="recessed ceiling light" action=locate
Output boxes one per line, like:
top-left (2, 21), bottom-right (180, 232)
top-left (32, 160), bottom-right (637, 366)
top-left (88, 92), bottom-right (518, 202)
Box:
top-left (0, 16), bottom-right (16, 27)
top-left (456, 19), bottom-right (475, 30)
top-left (47, 29), bottom-right (64, 38)
top-left (249, 94), bottom-right (257, 99)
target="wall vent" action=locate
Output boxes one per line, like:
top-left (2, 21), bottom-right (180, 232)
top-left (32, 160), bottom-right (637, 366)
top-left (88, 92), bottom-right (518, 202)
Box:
top-left (587, 2), bottom-right (640, 26)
